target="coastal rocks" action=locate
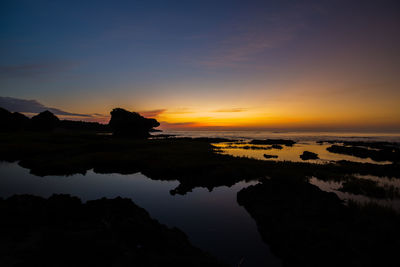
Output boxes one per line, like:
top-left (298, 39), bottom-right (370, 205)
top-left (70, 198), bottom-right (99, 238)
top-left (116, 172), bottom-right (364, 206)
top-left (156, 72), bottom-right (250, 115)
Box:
top-left (31, 110), bottom-right (60, 131)
top-left (300, 151), bottom-right (319, 160)
top-left (237, 178), bottom-right (400, 267)
top-left (327, 144), bottom-right (400, 163)
top-left (109, 108), bottom-right (160, 138)
top-left (0, 194), bottom-right (226, 267)
top-left (0, 107), bottom-right (110, 132)
top-left (263, 154), bottom-right (278, 159)
top-left (0, 107), bottom-right (30, 131)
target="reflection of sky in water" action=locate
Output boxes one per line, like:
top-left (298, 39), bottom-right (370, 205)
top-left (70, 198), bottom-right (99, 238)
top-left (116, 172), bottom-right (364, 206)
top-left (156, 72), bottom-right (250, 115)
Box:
top-left (354, 174), bottom-right (400, 188)
top-left (0, 162), bottom-right (279, 267)
top-left (156, 131), bottom-right (400, 143)
top-left (213, 141), bottom-right (392, 164)
top-left (309, 177), bottom-right (400, 210)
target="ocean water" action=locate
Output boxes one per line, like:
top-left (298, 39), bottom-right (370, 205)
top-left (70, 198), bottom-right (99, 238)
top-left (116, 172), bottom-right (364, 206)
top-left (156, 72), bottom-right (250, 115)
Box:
top-left (156, 130), bottom-right (400, 209)
top-left (156, 130), bottom-right (400, 164)
top-left (155, 130), bottom-right (400, 142)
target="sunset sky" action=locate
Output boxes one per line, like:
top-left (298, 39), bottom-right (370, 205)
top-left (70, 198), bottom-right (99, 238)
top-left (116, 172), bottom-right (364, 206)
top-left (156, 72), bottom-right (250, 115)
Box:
top-left (1, 0), bottom-right (399, 131)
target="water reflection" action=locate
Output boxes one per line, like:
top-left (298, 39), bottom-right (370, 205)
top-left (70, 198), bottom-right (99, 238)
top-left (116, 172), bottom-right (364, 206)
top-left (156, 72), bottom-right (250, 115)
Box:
top-left (309, 177), bottom-right (400, 210)
top-left (0, 162), bottom-right (280, 267)
top-left (213, 141), bottom-right (391, 164)
top-left (155, 130), bottom-right (400, 143)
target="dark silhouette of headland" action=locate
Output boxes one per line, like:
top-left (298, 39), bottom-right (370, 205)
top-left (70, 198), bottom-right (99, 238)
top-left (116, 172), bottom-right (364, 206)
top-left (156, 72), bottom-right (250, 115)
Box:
top-left (0, 107), bottom-right (160, 137)
top-left (0, 107), bottom-right (29, 131)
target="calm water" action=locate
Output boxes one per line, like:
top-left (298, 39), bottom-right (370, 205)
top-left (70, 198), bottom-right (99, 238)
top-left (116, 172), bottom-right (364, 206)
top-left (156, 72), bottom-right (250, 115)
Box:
top-left (309, 175), bottom-right (400, 210)
top-left (158, 130), bottom-right (400, 164)
top-left (2, 131), bottom-right (400, 266)
top-left (213, 141), bottom-right (391, 164)
top-left (156, 130), bottom-right (400, 142)
top-left (0, 161), bottom-right (280, 267)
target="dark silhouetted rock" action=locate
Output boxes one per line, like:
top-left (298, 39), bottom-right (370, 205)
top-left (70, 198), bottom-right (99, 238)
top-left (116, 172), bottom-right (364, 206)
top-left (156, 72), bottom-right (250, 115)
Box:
top-left (327, 144), bottom-right (400, 163)
top-left (0, 194), bottom-right (226, 267)
top-left (59, 120), bottom-right (110, 132)
top-left (0, 107), bottom-right (30, 131)
top-left (0, 107), bottom-right (14, 131)
top-left (237, 178), bottom-right (400, 267)
top-left (300, 151), bottom-right (319, 160)
top-left (263, 154), bottom-right (278, 159)
top-left (30, 110), bottom-right (60, 131)
top-left (250, 139), bottom-right (296, 146)
top-left (109, 108), bottom-right (160, 137)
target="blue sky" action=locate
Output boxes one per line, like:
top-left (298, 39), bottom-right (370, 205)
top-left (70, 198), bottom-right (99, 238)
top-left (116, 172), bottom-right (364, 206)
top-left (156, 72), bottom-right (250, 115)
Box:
top-left (1, 0), bottom-right (399, 130)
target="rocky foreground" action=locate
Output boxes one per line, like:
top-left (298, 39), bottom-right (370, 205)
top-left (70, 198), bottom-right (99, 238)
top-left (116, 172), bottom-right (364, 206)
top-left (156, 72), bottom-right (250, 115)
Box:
top-left (237, 178), bottom-right (400, 267)
top-left (0, 194), bottom-right (226, 267)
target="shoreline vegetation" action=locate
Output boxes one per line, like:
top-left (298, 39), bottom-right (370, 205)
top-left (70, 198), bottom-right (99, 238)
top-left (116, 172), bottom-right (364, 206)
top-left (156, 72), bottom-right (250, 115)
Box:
top-left (1, 107), bottom-right (400, 266)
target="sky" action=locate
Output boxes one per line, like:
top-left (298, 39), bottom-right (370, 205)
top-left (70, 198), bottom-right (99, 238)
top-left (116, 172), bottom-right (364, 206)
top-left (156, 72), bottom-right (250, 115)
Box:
top-left (1, 0), bottom-right (399, 131)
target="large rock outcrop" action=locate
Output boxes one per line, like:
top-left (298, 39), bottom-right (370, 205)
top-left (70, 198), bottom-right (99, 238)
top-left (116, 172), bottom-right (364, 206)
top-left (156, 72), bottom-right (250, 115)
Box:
top-left (0, 107), bottom-right (30, 131)
top-left (30, 110), bottom-right (60, 131)
top-left (108, 108), bottom-right (160, 137)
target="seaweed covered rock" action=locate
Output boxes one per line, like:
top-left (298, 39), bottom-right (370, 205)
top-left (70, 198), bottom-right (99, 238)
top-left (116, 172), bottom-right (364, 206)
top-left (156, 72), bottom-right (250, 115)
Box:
top-left (0, 194), bottom-right (226, 267)
top-left (109, 108), bottom-right (160, 138)
top-left (30, 110), bottom-right (60, 131)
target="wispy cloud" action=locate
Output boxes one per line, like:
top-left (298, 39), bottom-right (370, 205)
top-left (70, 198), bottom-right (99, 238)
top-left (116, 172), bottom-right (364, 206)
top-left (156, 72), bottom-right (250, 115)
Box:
top-left (139, 109), bottom-right (166, 117)
top-left (159, 121), bottom-right (200, 129)
top-left (213, 108), bottom-right (247, 113)
top-left (166, 108), bottom-right (194, 115)
top-left (0, 96), bottom-right (91, 118)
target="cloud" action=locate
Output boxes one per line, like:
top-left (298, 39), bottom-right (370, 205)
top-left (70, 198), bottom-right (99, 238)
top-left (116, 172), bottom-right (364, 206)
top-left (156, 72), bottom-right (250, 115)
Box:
top-left (213, 108), bottom-right (247, 113)
top-left (139, 109), bottom-right (166, 118)
top-left (139, 108), bottom-right (196, 118)
top-left (166, 108), bottom-right (194, 114)
top-left (159, 121), bottom-right (200, 129)
top-left (0, 96), bottom-right (92, 117)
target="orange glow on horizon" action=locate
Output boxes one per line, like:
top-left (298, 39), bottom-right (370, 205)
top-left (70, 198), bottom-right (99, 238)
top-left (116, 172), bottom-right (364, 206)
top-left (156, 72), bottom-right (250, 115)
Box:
top-left (49, 79), bottom-right (400, 131)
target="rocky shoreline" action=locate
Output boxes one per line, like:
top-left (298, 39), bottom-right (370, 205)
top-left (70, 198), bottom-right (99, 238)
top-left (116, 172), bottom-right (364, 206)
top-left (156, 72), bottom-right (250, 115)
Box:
top-left (0, 194), bottom-right (226, 267)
